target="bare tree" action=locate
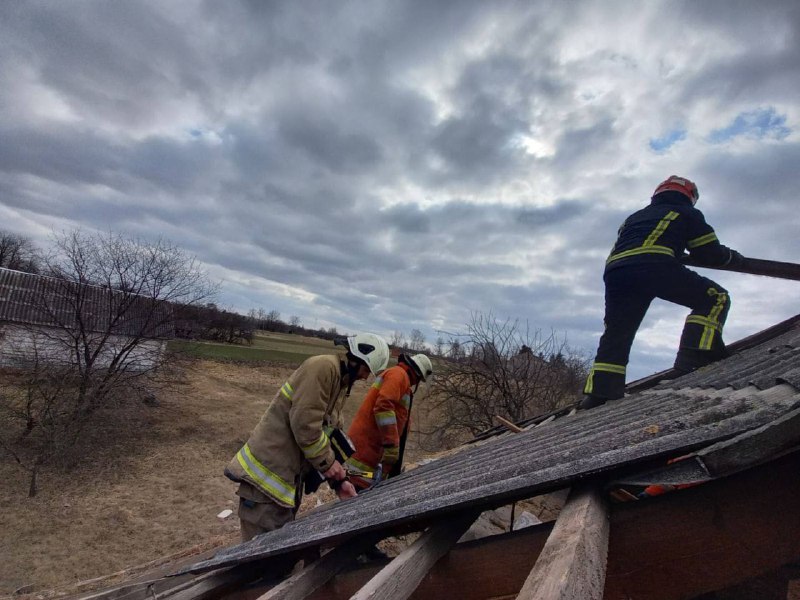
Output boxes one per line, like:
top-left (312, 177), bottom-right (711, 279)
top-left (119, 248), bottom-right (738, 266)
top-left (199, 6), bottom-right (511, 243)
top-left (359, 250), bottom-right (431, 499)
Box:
top-left (390, 330), bottom-right (406, 349)
top-left (0, 230), bottom-right (41, 273)
top-left (434, 336), bottom-right (445, 357)
top-left (0, 230), bottom-right (217, 495)
top-left (289, 315), bottom-right (301, 329)
top-left (448, 338), bottom-right (464, 360)
top-left (424, 312), bottom-right (588, 449)
top-left (408, 328), bottom-right (426, 351)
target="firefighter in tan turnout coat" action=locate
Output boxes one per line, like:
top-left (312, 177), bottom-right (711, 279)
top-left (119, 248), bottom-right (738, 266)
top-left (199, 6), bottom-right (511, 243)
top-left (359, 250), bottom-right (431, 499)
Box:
top-left (225, 333), bottom-right (390, 541)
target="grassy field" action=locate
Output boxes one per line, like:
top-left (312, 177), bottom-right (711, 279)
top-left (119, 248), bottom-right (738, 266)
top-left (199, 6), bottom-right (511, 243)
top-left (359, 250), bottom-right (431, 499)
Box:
top-left (168, 331), bottom-right (338, 364)
top-left (0, 331), bottom-right (413, 597)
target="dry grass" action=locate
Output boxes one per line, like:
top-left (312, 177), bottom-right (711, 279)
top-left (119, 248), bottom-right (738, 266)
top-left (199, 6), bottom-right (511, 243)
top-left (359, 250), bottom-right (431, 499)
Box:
top-left (0, 359), bottom-right (290, 596)
top-left (1, 350), bottom-right (556, 598)
top-left (0, 356), bottom-right (438, 597)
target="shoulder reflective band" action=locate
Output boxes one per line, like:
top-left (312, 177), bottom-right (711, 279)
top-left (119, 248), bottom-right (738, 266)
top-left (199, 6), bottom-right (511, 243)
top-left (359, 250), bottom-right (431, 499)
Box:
top-left (301, 430), bottom-right (330, 459)
top-left (607, 211), bottom-right (680, 265)
top-left (371, 376), bottom-right (384, 390)
top-left (280, 381), bottom-right (294, 400)
top-left (375, 410), bottom-right (397, 427)
top-left (687, 231), bottom-right (718, 248)
top-left (643, 211), bottom-right (679, 247)
top-left (236, 444), bottom-right (296, 506)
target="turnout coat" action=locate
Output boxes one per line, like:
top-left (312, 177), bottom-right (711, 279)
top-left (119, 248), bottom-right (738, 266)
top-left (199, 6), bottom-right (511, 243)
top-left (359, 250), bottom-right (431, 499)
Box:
top-left (225, 354), bottom-right (349, 508)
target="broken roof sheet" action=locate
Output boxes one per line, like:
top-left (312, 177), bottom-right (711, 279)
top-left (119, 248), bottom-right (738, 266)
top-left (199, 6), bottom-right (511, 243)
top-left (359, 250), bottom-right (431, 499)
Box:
top-left (183, 316), bottom-right (800, 575)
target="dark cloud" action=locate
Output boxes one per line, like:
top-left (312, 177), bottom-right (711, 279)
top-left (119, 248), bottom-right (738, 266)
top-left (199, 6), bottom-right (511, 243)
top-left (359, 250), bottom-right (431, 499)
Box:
top-left (0, 0), bottom-right (797, 382)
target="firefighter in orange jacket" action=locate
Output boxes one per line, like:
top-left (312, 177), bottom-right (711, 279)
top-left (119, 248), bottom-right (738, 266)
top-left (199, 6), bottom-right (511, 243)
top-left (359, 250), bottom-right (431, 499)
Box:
top-left (346, 353), bottom-right (433, 490)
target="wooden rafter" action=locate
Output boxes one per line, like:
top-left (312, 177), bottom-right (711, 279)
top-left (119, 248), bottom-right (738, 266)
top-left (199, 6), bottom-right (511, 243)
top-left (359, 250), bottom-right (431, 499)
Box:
top-left (349, 510), bottom-right (479, 600)
top-left (255, 534), bottom-right (380, 600)
top-left (515, 485), bottom-right (609, 600)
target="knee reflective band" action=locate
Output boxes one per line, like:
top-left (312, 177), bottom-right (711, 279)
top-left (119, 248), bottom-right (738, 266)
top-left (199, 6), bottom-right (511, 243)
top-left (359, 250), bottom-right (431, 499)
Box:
top-left (584, 362), bottom-right (627, 394)
top-left (685, 288), bottom-right (728, 350)
top-left (235, 443), bottom-right (296, 506)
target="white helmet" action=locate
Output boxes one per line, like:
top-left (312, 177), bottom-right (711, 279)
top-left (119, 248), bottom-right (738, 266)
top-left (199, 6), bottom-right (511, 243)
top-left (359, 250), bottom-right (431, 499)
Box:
top-left (347, 333), bottom-right (390, 375)
top-left (408, 353), bottom-right (434, 381)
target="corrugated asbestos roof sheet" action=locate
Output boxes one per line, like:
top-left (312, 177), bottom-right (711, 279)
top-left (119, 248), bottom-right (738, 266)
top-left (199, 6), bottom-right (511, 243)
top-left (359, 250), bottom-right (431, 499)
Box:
top-left (652, 326), bottom-right (800, 391)
top-left (0, 267), bottom-right (174, 338)
top-left (184, 316), bottom-right (800, 575)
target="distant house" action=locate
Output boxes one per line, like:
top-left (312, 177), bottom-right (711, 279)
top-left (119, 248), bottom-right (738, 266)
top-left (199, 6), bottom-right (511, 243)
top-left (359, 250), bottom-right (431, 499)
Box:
top-left (0, 267), bottom-right (174, 371)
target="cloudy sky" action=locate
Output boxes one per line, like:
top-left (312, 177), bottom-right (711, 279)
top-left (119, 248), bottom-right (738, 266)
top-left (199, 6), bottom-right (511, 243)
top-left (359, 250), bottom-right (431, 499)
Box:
top-left (1, 0), bottom-right (798, 379)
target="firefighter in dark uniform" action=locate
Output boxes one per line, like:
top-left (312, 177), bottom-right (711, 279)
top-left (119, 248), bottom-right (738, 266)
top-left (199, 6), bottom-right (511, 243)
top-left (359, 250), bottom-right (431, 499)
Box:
top-left (580, 175), bottom-right (744, 410)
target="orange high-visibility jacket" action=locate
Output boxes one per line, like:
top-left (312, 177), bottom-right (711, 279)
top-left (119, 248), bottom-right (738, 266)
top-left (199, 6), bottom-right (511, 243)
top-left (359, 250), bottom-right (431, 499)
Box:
top-left (346, 363), bottom-right (413, 487)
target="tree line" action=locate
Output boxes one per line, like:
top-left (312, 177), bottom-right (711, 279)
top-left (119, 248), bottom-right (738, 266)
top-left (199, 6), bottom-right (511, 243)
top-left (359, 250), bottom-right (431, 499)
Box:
top-left (0, 229), bottom-right (588, 497)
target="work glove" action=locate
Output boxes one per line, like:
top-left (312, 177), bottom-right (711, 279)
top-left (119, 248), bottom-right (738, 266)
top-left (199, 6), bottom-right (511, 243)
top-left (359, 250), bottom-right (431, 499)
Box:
top-left (726, 249), bottom-right (745, 268)
top-left (381, 445), bottom-right (400, 467)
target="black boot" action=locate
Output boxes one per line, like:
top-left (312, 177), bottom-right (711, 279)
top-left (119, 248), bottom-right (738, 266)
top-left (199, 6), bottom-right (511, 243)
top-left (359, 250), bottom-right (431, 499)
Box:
top-left (578, 394), bottom-right (607, 410)
top-left (674, 349), bottom-right (717, 374)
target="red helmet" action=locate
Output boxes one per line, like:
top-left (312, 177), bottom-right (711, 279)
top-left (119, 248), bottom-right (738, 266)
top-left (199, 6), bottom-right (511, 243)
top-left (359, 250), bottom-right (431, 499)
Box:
top-left (653, 175), bottom-right (699, 205)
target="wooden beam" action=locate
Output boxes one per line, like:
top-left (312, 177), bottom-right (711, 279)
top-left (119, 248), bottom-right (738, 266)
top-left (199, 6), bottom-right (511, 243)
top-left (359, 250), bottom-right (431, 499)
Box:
top-left (349, 510), bottom-right (479, 600)
top-left (254, 535), bottom-right (380, 600)
top-left (495, 415), bottom-right (524, 433)
top-left (161, 555), bottom-right (300, 600)
top-left (515, 485), bottom-right (609, 600)
top-left (681, 254), bottom-right (800, 282)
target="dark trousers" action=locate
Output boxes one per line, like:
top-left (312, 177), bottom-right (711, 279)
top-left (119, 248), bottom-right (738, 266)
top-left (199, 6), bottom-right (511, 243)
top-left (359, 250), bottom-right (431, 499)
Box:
top-left (585, 263), bottom-right (730, 401)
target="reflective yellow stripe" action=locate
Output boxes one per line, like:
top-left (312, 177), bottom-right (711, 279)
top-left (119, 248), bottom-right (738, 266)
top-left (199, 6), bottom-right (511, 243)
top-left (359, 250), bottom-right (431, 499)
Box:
top-left (345, 455), bottom-right (374, 473)
top-left (280, 382), bottom-right (294, 400)
top-left (607, 245), bottom-right (674, 265)
top-left (400, 394), bottom-right (411, 409)
top-left (584, 362), bottom-right (626, 394)
top-left (685, 288), bottom-right (728, 350)
top-left (371, 376), bottom-right (384, 390)
top-left (592, 362), bottom-right (627, 374)
top-left (643, 211), bottom-right (679, 246)
top-left (301, 430), bottom-right (329, 459)
top-left (686, 315), bottom-right (722, 331)
top-left (607, 212), bottom-right (680, 265)
top-left (236, 444), bottom-right (295, 506)
top-left (375, 411), bottom-right (397, 427)
top-left (687, 232), bottom-right (718, 248)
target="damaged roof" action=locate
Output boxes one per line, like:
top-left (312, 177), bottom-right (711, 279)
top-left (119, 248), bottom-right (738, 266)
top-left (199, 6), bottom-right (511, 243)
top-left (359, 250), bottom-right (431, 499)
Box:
top-left (183, 314), bottom-right (800, 575)
top-left (0, 267), bottom-right (174, 338)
